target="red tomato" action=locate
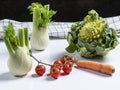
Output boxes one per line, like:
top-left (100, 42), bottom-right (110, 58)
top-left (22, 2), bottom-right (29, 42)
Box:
top-left (60, 55), bottom-right (69, 64)
top-left (62, 64), bottom-right (72, 74)
top-left (68, 56), bottom-right (76, 64)
top-left (60, 55), bottom-right (76, 65)
top-left (50, 66), bottom-right (61, 79)
top-left (52, 64), bottom-right (61, 70)
top-left (54, 60), bottom-right (63, 66)
top-left (65, 61), bottom-right (74, 67)
top-left (35, 65), bottom-right (46, 76)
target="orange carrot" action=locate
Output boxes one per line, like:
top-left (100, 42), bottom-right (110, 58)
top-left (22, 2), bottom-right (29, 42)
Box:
top-left (75, 60), bottom-right (115, 75)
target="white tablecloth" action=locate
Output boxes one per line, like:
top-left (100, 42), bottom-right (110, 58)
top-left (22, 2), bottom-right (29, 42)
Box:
top-left (0, 39), bottom-right (120, 90)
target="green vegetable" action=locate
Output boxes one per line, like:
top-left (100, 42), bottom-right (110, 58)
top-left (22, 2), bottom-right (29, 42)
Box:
top-left (66, 10), bottom-right (119, 58)
top-left (28, 2), bottom-right (56, 50)
top-left (28, 2), bottom-right (56, 28)
top-left (4, 22), bottom-right (32, 76)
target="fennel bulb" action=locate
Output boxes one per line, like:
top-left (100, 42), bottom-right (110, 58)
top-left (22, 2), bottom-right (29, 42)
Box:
top-left (28, 2), bottom-right (56, 50)
top-left (4, 22), bottom-right (32, 76)
top-left (30, 27), bottom-right (49, 50)
top-left (8, 46), bottom-right (32, 76)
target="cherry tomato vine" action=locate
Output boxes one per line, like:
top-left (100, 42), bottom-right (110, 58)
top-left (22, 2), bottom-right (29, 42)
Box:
top-left (30, 54), bottom-right (76, 79)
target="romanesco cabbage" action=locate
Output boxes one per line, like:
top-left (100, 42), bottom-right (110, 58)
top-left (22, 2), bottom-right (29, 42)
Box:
top-left (66, 10), bottom-right (119, 58)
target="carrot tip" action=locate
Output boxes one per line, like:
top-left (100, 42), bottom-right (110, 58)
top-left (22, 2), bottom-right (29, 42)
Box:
top-left (112, 68), bottom-right (115, 73)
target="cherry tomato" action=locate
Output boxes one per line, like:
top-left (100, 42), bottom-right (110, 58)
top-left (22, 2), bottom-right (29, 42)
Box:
top-left (52, 64), bottom-right (61, 70)
top-left (50, 66), bottom-right (61, 79)
top-left (35, 64), bottom-right (46, 76)
top-left (62, 64), bottom-right (72, 74)
top-left (60, 55), bottom-right (76, 65)
top-left (65, 61), bottom-right (74, 67)
top-left (53, 60), bottom-right (63, 70)
top-left (68, 56), bottom-right (76, 64)
top-left (60, 55), bottom-right (69, 64)
top-left (54, 60), bottom-right (62, 66)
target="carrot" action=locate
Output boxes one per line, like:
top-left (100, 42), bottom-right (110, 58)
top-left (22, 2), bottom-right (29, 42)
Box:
top-left (75, 60), bottom-right (115, 75)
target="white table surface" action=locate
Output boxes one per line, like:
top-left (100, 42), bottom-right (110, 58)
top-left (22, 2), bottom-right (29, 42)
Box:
top-left (0, 38), bottom-right (120, 90)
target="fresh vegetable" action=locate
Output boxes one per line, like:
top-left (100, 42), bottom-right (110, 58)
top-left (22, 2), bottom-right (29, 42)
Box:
top-left (50, 65), bottom-right (61, 79)
top-left (3, 22), bottom-right (32, 76)
top-left (60, 55), bottom-right (76, 66)
top-left (54, 60), bottom-right (63, 67)
top-left (66, 9), bottom-right (119, 58)
top-left (62, 63), bottom-right (72, 74)
top-left (76, 60), bottom-right (115, 75)
top-left (60, 55), bottom-right (69, 64)
top-left (30, 54), bottom-right (61, 79)
top-left (31, 54), bottom-right (114, 78)
top-left (35, 64), bottom-right (46, 76)
top-left (30, 54), bottom-right (76, 79)
top-left (28, 2), bottom-right (56, 50)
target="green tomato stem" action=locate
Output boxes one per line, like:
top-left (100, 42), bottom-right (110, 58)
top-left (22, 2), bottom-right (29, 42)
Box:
top-left (29, 54), bottom-right (52, 66)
